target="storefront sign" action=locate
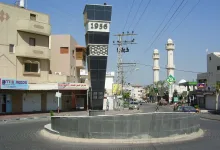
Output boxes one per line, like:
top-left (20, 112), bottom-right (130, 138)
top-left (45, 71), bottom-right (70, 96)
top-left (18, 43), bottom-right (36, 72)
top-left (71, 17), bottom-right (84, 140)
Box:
top-left (197, 83), bottom-right (206, 89)
top-left (58, 83), bottom-right (88, 90)
top-left (0, 78), bottom-right (28, 90)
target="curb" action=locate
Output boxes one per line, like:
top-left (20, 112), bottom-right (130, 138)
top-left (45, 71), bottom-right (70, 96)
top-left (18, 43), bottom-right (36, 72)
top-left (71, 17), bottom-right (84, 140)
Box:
top-left (200, 116), bottom-right (220, 121)
top-left (0, 116), bottom-right (50, 123)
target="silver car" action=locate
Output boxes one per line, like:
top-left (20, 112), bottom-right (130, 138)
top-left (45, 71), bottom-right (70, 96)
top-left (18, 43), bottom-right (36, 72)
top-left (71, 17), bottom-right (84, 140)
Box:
top-left (129, 101), bottom-right (140, 110)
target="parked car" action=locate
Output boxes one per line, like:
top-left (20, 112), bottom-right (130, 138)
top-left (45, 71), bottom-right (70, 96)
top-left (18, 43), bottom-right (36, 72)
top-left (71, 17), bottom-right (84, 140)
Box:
top-left (175, 106), bottom-right (199, 113)
top-left (129, 101), bottom-right (140, 110)
top-left (158, 99), bottom-right (168, 106)
top-left (137, 99), bottom-right (145, 105)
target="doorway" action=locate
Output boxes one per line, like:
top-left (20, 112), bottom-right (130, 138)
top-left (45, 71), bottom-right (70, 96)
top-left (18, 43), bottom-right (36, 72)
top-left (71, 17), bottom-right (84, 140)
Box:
top-left (0, 94), bottom-right (6, 113)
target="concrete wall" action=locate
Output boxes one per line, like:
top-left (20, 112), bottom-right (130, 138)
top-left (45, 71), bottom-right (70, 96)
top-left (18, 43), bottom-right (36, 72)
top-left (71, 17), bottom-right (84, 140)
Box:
top-left (51, 112), bottom-right (200, 139)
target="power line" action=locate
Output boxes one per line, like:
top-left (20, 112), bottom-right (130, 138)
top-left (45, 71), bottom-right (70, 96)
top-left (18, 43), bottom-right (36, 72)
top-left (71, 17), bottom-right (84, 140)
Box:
top-left (127, 0), bottom-right (144, 31)
top-left (150, 0), bottom-right (188, 44)
top-left (162, 0), bottom-right (188, 34)
top-left (144, 0), bottom-right (185, 53)
top-left (172, 0), bottom-right (201, 33)
top-left (132, 0), bottom-right (152, 31)
top-left (135, 62), bottom-right (202, 74)
top-left (146, 0), bottom-right (177, 48)
top-left (122, 0), bottom-right (135, 32)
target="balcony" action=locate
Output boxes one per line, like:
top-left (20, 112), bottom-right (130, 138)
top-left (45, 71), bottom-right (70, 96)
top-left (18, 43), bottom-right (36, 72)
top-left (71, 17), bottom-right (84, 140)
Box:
top-left (166, 64), bottom-right (175, 69)
top-left (16, 45), bottom-right (50, 59)
top-left (153, 66), bottom-right (160, 70)
top-left (16, 19), bottom-right (51, 36)
top-left (76, 60), bottom-right (86, 69)
top-left (76, 50), bottom-right (86, 69)
top-left (166, 44), bottom-right (175, 50)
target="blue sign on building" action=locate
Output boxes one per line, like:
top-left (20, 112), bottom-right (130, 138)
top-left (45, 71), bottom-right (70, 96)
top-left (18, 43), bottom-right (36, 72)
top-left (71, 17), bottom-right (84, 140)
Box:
top-left (0, 78), bottom-right (28, 90)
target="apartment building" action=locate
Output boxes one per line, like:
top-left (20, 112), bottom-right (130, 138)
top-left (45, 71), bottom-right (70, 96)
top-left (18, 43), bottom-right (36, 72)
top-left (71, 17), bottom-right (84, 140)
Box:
top-left (0, 2), bottom-right (89, 114)
top-left (50, 35), bottom-right (86, 83)
top-left (0, 2), bottom-right (51, 83)
top-left (124, 85), bottom-right (145, 100)
top-left (197, 52), bottom-right (220, 110)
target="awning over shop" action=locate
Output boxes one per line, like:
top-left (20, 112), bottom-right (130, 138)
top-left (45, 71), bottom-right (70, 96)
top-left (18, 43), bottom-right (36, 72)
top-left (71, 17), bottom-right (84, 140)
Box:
top-left (28, 83), bottom-right (58, 90)
top-left (58, 83), bottom-right (89, 90)
top-left (25, 83), bottom-right (89, 91)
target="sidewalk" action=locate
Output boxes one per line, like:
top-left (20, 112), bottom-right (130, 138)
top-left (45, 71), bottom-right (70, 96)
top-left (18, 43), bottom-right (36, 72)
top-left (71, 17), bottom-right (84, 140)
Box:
top-left (0, 109), bottom-right (141, 123)
top-left (200, 113), bottom-right (220, 121)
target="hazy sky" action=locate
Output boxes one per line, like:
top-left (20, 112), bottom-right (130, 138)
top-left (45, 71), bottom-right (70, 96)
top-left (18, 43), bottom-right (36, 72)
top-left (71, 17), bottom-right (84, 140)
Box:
top-left (3, 0), bottom-right (219, 85)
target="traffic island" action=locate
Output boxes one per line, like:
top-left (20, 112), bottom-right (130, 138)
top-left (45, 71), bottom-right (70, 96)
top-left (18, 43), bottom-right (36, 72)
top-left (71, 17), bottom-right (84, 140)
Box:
top-left (41, 112), bottom-right (204, 144)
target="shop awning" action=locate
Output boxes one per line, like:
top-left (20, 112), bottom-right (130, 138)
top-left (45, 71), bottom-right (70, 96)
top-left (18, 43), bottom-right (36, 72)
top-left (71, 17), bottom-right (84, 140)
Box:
top-left (28, 83), bottom-right (58, 90)
top-left (28, 83), bottom-right (89, 90)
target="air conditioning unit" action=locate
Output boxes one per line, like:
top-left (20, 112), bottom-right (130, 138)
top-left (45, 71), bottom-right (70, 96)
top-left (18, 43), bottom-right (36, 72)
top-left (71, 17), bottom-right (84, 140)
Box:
top-left (55, 72), bottom-right (62, 75)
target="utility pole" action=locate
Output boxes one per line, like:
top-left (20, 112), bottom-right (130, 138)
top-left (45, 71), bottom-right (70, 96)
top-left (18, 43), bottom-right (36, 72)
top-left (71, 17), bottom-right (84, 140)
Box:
top-left (113, 32), bottom-right (137, 110)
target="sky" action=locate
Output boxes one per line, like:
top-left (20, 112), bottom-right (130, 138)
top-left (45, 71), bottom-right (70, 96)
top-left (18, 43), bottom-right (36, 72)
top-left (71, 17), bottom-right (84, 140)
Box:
top-left (2, 0), bottom-right (220, 86)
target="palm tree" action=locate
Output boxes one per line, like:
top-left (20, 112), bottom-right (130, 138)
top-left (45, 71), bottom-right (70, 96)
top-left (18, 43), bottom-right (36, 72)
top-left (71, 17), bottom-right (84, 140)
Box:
top-left (155, 80), bottom-right (168, 96)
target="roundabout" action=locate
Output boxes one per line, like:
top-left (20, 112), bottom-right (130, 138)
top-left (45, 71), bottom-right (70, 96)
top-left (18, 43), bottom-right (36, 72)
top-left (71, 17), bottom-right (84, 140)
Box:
top-left (0, 104), bottom-right (220, 150)
top-left (41, 111), bottom-right (203, 144)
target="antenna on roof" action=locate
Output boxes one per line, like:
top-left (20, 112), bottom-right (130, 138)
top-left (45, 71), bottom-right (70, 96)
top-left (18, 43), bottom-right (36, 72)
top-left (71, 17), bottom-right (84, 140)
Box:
top-left (19, 0), bottom-right (25, 8)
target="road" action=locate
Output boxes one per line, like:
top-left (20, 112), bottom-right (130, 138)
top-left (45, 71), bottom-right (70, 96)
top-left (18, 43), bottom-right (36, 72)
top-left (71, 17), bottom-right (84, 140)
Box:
top-left (0, 104), bottom-right (219, 150)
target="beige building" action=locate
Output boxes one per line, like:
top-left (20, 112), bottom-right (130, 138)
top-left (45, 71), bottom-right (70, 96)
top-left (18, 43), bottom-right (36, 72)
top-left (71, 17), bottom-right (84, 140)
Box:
top-left (197, 52), bottom-right (220, 110)
top-left (50, 35), bottom-right (86, 83)
top-left (0, 2), bottom-right (72, 84)
top-left (0, 2), bottom-right (88, 114)
top-left (197, 52), bottom-right (220, 88)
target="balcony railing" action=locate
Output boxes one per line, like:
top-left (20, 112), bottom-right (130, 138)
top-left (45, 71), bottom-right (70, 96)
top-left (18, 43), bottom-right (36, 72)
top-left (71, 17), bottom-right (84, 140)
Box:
top-left (16, 45), bottom-right (50, 59)
top-left (17, 19), bottom-right (51, 36)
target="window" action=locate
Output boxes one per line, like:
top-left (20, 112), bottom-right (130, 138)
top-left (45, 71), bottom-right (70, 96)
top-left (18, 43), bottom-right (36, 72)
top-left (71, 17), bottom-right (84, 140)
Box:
top-left (60, 47), bottom-right (69, 54)
top-left (209, 56), bottom-right (211, 61)
top-left (72, 50), bottom-right (75, 57)
top-left (217, 66), bottom-right (220, 70)
top-left (30, 14), bottom-right (36, 21)
top-left (9, 44), bottom-right (14, 53)
top-left (29, 38), bottom-right (35, 46)
top-left (24, 60), bottom-right (40, 73)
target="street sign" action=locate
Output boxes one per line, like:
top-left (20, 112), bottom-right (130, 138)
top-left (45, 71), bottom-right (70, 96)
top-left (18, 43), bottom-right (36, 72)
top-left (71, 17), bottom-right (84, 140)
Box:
top-left (166, 75), bottom-right (176, 85)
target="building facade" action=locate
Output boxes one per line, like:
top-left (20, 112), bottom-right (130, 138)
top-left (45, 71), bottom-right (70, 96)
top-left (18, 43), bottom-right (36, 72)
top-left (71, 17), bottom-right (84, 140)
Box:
top-left (124, 85), bottom-right (145, 100)
top-left (0, 2), bottom-right (88, 114)
top-left (196, 52), bottom-right (220, 110)
top-left (0, 2), bottom-right (52, 83)
top-left (197, 52), bottom-right (220, 88)
top-left (50, 35), bottom-right (86, 83)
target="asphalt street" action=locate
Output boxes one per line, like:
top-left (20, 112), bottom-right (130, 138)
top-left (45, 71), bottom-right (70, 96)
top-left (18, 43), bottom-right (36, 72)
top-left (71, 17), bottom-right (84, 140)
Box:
top-left (0, 104), bottom-right (219, 150)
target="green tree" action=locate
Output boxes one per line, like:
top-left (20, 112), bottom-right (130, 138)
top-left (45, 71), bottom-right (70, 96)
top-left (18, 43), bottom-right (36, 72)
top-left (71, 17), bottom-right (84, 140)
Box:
top-left (156, 80), bottom-right (168, 96)
top-left (144, 80), bottom-right (168, 97)
top-left (123, 91), bottom-right (130, 99)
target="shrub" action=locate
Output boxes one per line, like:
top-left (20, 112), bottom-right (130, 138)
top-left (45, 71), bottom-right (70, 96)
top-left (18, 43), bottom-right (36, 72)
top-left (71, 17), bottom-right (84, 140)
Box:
top-left (194, 105), bottom-right (199, 109)
top-left (50, 110), bottom-right (54, 116)
top-left (123, 101), bottom-right (129, 108)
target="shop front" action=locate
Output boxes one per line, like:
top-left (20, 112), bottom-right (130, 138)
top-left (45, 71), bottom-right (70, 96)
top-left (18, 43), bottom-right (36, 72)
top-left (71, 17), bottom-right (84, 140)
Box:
top-left (28, 83), bottom-right (59, 112)
top-left (58, 83), bottom-right (89, 111)
top-left (0, 78), bottom-right (28, 114)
